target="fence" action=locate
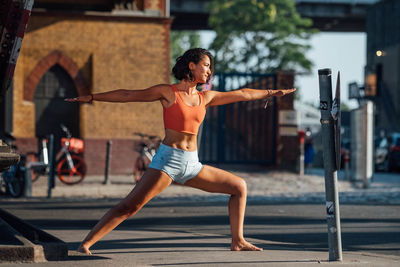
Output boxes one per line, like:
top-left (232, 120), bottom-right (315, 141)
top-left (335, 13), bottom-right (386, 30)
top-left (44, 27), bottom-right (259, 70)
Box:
top-left (199, 72), bottom-right (278, 165)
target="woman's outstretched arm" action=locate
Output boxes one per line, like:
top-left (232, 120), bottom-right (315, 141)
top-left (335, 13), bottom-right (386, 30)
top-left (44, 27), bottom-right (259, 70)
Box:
top-left (204, 88), bottom-right (296, 107)
top-left (65, 84), bottom-right (171, 103)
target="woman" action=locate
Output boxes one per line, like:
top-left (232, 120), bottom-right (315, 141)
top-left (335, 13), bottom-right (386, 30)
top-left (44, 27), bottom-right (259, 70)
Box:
top-left (66, 48), bottom-right (295, 254)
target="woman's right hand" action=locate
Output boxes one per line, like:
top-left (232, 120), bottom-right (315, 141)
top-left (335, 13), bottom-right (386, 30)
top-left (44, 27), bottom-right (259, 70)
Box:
top-left (65, 94), bottom-right (93, 103)
top-left (273, 88), bottom-right (296, 97)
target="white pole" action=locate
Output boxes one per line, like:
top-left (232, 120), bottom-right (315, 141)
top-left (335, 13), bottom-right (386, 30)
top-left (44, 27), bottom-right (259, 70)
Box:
top-left (364, 101), bottom-right (374, 188)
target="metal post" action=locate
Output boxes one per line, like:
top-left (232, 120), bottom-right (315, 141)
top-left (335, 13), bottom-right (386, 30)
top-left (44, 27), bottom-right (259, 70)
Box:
top-left (299, 131), bottom-right (305, 175)
top-left (217, 74), bottom-right (226, 165)
top-left (47, 134), bottom-right (55, 198)
top-left (344, 151), bottom-right (350, 180)
top-left (299, 142), bottom-right (304, 175)
top-left (197, 122), bottom-right (204, 149)
top-left (24, 162), bottom-right (32, 198)
top-left (364, 101), bottom-right (374, 188)
top-left (318, 69), bottom-right (343, 261)
top-left (350, 108), bottom-right (362, 182)
top-left (103, 140), bottom-right (112, 185)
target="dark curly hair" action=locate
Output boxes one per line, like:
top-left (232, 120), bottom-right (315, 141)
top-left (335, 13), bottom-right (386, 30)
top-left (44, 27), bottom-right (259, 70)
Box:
top-left (172, 48), bottom-right (214, 84)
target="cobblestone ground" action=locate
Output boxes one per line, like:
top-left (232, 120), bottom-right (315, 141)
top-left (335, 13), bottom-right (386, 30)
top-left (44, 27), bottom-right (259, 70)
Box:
top-left (28, 167), bottom-right (400, 205)
top-left (237, 169), bottom-right (400, 204)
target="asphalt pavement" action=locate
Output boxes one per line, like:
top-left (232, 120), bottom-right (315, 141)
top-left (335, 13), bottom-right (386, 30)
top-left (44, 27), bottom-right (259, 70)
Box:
top-left (0, 167), bottom-right (399, 266)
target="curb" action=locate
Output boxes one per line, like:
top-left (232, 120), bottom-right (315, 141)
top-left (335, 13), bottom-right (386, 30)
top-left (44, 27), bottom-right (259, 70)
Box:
top-left (0, 208), bottom-right (68, 262)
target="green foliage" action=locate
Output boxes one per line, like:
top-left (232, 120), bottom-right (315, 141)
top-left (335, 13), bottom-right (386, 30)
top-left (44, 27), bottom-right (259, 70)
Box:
top-left (170, 30), bottom-right (202, 82)
top-left (208, 0), bottom-right (317, 73)
top-left (340, 102), bottom-right (350, 111)
top-left (294, 86), bottom-right (301, 101)
top-left (170, 31), bottom-right (202, 68)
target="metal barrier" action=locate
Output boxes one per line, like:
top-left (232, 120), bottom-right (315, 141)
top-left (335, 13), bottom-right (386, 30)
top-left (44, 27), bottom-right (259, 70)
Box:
top-left (24, 161), bottom-right (46, 197)
top-left (23, 134), bottom-right (55, 198)
top-left (199, 72), bottom-right (278, 165)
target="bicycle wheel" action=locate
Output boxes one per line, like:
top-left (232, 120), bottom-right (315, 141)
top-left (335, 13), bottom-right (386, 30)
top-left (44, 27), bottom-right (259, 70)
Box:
top-left (133, 157), bottom-right (146, 183)
top-left (57, 155), bottom-right (87, 185)
top-left (26, 152), bottom-right (41, 182)
top-left (7, 176), bottom-right (24, 198)
top-left (1, 165), bottom-right (23, 197)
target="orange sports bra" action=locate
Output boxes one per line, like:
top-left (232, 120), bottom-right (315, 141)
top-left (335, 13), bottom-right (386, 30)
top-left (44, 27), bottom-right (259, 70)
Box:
top-left (163, 84), bottom-right (206, 135)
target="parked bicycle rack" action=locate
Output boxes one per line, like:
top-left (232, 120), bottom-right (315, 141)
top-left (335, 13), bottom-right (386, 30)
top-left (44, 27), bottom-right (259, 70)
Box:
top-left (24, 134), bottom-right (56, 198)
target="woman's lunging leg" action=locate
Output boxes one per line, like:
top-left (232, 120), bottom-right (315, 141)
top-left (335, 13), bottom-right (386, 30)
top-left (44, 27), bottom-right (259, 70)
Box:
top-left (78, 169), bottom-right (172, 254)
top-left (184, 165), bottom-right (262, 251)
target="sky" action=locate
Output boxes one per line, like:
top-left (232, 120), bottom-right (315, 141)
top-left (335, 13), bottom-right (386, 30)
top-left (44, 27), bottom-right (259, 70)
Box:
top-left (296, 32), bottom-right (366, 109)
top-left (200, 31), bottom-right (366, 109)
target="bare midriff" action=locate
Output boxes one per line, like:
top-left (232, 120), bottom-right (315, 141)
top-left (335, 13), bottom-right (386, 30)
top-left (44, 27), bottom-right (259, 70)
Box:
top-left (162, 128), bottom-right (198, 151)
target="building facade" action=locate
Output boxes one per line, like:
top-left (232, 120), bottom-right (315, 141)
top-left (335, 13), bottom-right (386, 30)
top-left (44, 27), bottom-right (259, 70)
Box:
top-left (366, 0), bottom-right (400, 133)
top-left (3, 0), bottom-right (172, 174)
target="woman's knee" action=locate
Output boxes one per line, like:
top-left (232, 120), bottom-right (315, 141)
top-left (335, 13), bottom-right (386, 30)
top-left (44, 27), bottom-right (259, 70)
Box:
top-left (233, 178), bottom-right (247, 196)
top-left (115, 201), bottom-right (143, 218)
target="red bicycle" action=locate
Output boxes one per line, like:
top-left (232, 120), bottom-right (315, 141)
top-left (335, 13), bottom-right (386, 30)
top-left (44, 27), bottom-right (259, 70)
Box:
top-left (27, 124), bottom-right (87, 185)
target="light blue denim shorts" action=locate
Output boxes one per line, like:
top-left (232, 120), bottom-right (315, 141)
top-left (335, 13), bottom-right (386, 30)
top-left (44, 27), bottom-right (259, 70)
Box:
top-left (149, 144), bottom-right (203, 184)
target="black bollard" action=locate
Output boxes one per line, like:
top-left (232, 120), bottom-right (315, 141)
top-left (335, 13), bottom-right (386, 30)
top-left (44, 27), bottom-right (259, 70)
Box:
top-left (318, 69), bottom-right (343, 261)
top-left (103, 140), bottom-right (112, 185)
top-left (47, 134), bottom-right (55, 198)
top-left (24, 157), bottom-right (32, 198)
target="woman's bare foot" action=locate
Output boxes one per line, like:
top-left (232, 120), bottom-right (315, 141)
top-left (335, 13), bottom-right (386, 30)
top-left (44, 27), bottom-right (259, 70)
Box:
top-left (77, 244), bottom-right (92, 255)
top-left (231, 239), bottom-right (263, 251)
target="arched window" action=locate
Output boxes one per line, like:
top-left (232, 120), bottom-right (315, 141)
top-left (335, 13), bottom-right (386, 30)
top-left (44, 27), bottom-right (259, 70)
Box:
top-left (34, 64), bottom-right (79, 150)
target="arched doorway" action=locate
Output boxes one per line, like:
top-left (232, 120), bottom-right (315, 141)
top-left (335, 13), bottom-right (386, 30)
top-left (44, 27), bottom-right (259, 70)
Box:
top-left (34, 64), bottom-right (79, 151)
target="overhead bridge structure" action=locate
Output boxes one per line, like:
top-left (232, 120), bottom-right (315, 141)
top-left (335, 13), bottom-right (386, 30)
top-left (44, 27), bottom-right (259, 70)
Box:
top-left (170, 0), bottom-right (380, 32)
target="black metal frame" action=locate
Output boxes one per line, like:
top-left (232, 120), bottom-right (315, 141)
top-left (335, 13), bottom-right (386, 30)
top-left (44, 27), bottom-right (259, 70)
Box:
top-left (199, 72), bottom-right (278, 165)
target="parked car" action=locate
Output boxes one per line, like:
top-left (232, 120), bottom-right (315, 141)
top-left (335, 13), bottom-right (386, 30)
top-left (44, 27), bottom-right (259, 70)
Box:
top-left (375, 133), bottom-right (400, 172)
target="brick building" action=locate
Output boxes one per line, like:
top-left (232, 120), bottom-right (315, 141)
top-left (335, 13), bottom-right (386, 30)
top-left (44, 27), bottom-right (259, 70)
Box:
top-left (3, 0), bottom-right (172, 174)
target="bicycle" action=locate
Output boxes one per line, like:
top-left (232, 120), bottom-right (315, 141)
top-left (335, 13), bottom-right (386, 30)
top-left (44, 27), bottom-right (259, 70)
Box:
top-left (0, 136), bottom-right (25, 198)
top-left (27, 124), bottom-right (87, 185)
top-left (132, 133), bottom-right (161, 183)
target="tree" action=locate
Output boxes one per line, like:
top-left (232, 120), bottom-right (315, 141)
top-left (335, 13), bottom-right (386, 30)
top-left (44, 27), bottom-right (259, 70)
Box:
top-left (208, 0), bottom-right (317, 73)
top-left (170, 30), bottom-right (201, 69)
top-left (340, 102), bottom-right (350, 111)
